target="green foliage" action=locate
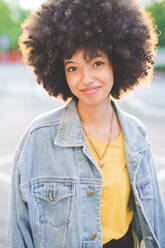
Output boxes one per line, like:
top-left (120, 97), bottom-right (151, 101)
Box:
top-left (0, 0), bottom-right (30, 50)
top-left (0, 0), bottom-right (165, 49)
top-left (155, 64), bottom-right (165, 71)
top-left (146, 0), bottom-right (165, 47)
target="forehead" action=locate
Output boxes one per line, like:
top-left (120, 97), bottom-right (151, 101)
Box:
top-left (64, 49), bottom-right (107, 63)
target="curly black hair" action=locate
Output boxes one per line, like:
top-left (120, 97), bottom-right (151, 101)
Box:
top-left (19, 0), bottom-right (158, 101)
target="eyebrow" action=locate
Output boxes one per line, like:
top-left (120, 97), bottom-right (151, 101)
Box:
top-left (64, 61), bottom-right (76, 66)
top-left (64, 54), bottom-right (104, 66)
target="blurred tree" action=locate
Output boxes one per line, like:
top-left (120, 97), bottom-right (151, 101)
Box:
top-left (146, 0), bottom-right (165, 47)
top-left (0, 0), bottom-right (29, 50)
top-left (0, 0), bottom-right (14, 49)
top-left (0, 0), bottom-right (164, 49)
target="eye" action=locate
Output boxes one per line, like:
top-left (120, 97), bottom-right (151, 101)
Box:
top-left (94, 61), bottom-right (104, 67)
top-left (67, 66), bottom-right (77, 72)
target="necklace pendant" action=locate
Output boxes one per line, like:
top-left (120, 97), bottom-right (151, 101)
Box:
top-left (99, 160), bottom-right (104, 167)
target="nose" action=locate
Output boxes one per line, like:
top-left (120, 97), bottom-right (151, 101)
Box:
top-left (80, 67), bottom-right (94, 85)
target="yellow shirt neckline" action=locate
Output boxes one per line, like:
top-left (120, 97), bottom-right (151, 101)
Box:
top-left (84, 129), bottom-right (123, 144)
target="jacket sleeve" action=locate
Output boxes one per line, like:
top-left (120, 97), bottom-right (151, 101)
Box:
top-left (8, 139), bottom-right (34, 247)
top-left (147, 148), bottom-right (165, 247)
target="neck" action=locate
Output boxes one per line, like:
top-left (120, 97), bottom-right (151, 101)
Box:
top-left (77, 98), bottom-right (113, 127)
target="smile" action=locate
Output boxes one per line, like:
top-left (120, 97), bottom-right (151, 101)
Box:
top-left (80, 86), bottom-right (101, 95)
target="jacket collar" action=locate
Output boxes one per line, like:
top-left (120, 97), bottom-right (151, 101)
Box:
top-left (54, 100), bottom-right (83, 147)
top-left (54, 99), bottom-right (150, 155)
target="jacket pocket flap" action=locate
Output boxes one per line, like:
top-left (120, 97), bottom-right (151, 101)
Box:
top-left (32, 180), bottom-right (75, 204)
top-left (136, 178), bottom-right (153, 200)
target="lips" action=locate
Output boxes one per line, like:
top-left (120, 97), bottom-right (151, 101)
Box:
top-left (80, 86), bottom-right (101, 95)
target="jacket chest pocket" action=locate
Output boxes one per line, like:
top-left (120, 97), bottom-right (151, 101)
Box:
top-left (32, 180), bottom-right (75, 228)
top-left (136, 177), bottom-right (154, 226)
top-left (136, 178), bottom-right (153, 200)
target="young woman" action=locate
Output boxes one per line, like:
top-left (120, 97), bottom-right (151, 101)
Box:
top-left (8, 0), bottom-right (165, 247)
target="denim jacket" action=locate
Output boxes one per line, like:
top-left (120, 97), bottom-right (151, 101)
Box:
top-left (8, 99), bottom-right (165, 248)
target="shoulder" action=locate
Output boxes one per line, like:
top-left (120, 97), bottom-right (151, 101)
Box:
top-left (15, 101), bottom-right (67, 154)
top-left (28, 102), bottom-right (66, 133)
top-left (114, 101), bottom-right (147, 138)
top-left (123, 110), bottom-right (147, 137)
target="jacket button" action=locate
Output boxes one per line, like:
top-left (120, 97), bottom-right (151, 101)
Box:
top-left (91, 233), bottom-right (97, 239)
top-left (88, 190), bottom-right (95, 196)
top-left (49, 189), bottom-right (54, 201)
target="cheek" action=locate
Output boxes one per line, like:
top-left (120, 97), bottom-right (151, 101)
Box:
top-left (106, 68), bottom-right (114, 84)
top-left (65, 75), bottom-right (78, 94)
top-left (98, 70), bottom-right (114, 86)
top-left (65, 74), bottom-right (73, 88)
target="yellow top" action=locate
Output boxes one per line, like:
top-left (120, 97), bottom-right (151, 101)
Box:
top-left (84, 130), bottom-right (133, 244)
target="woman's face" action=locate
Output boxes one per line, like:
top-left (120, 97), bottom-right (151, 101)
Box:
top-left (64, 49), bottom-right (114, 106)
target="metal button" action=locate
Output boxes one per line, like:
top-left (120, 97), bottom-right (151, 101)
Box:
top-left (91, 233), bottom-right (97, 239)
top-left (49, 189), bottom-right (54, 201)
top-left (88, 190), bottom-right (95, 196)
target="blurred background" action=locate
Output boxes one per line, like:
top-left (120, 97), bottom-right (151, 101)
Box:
top-left (0, 0), bottom-right (165, 247)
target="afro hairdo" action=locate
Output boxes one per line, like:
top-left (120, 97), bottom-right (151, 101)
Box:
top-left (19, 0), bottom-right (158, 101)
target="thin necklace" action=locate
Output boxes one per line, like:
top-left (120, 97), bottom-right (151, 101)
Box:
top-left (82, 107), bottom-right (114, 167)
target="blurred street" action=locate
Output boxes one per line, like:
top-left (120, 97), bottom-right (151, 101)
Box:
top-left (0, 63), bottom-right (165, 247)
